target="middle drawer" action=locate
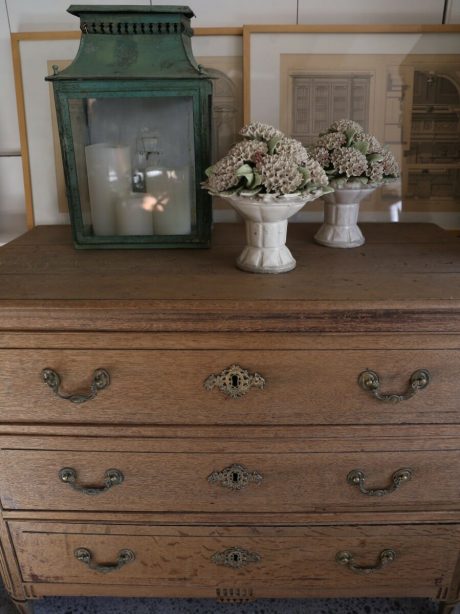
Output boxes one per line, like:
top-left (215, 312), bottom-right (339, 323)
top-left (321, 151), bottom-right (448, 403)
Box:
top-left (1, 444), bottom-right (458, 513)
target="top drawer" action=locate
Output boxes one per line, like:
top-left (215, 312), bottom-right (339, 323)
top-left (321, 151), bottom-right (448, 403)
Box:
top-left (0, 348), bottom-right (456, 424)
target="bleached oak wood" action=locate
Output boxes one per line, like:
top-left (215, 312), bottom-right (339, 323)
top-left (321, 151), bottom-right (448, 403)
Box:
top-left (0, 223), bottom-right (460, 609)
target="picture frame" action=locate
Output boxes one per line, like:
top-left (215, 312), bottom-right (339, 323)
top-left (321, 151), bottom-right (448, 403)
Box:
top-left (244, 25), bottom-right (460, 226)
top-left (11, 27), bottom-right (243, 228)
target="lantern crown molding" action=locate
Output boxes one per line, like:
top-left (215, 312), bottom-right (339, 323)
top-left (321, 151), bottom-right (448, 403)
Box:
top-left (46, 5), bottom-right (207, 80)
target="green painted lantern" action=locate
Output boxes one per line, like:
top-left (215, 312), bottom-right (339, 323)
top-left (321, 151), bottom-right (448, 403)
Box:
top-left (46, 5), bottom-right (212, 248)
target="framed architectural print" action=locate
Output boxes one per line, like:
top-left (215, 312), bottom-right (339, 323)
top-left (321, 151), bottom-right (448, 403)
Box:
top-left (12, 28), bottom-right (243, 228)
top-left (244, 25), bottom-right (460, 226)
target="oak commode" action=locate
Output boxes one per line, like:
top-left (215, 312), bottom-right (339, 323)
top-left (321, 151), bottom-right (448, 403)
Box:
top-left (0, 222), bottom-right (460, 613)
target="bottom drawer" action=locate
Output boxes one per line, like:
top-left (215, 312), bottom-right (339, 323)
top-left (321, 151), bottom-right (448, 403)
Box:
top-left (9, 522), bottom-right (460, 599)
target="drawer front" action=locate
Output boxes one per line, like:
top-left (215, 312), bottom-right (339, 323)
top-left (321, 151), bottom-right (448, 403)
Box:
top-left (0, 348), bottom-right (456, 424)
top-left (1, 447), bottom-right (459, 513)
top-left (10, 522), bottom-right (459, 598)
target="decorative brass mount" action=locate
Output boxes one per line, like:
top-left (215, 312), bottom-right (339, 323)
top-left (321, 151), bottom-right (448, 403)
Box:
top-left (358, 368), bottom-right (431, 403)
top-left (212, 546), bottom-right (261, 569)
top-left (336, 549), bottom-right (396, 574)
top-left (42, 367), bottom-right (110, 403)
top-left (208, 463), bottom-right (263, 491)
top-left (74, 548), bottom-right (135, 574)
top-left (347, 468), bottom-right (413, 496)
top-left (204, 364), bottom-right (265, 399)
top-left (59, 467), bottom-right (124, 495)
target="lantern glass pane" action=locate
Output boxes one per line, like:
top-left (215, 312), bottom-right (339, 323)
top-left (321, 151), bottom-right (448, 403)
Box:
top-left (69, 96), bottom-right (196, 238)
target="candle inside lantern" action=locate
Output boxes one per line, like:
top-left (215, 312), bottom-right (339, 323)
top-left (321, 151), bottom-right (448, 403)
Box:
top-left (146, 166), bottom-right (192, 235)
top-left (116, 192), bottom-right (154, 235)
top-left (85, 143), bottom-right (132, 235)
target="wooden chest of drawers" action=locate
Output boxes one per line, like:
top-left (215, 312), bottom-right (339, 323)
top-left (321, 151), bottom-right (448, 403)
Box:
top-left (1, 223), bottom-right (460, 613)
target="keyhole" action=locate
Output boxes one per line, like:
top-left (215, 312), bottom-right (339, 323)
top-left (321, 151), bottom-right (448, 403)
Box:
top-left (232, 553), bottom-right (241, 563)
top-left (231, 375), bottom-right (240, 388)
top-left (232, 472), bottom-right (240, 483)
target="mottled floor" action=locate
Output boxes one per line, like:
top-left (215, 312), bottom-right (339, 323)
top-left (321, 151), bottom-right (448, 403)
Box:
top-left (0, 596), bottom-right (454, 614)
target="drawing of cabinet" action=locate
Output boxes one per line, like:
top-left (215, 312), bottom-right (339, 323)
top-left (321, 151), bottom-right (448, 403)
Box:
top-left (291, 74), bottom-right (371, 144)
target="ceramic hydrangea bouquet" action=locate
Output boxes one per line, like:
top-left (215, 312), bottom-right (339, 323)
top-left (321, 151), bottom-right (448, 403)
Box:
top-left (203, 122), bottom-right (332, 273)
top-left (309, 119), bottom-right (400, 188)
top-left (204, 122), bottom-right (332, 198)
top-left (309, 119), bottom-right (400, 248)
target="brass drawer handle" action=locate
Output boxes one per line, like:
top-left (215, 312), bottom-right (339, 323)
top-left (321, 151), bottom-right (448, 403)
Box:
top-left (59, 467), bottom-right (124, 495)
top-left (212, 546), bottom-right (261, 569)
top-left (74, 547), bottom-right (135, 574)
top-left (204, 364), bottom-right (265, 399)
top-left (208, 463), bottom-right (263, 490)
top-left (347, 468), bottom-right (413, 497)
top-left (42, 367), bottom-right (110, 404)
top-left (358, 368), bottom-right (430, 403)
top-left (336, 549), bottom-right (396, 574)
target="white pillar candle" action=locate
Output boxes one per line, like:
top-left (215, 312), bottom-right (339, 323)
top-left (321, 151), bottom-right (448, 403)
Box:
top-left (85, 143), bottom-right (132, 236)
top-left (115, 192), bottom-right (154, 236)
top-left (146, 166), bottom-right (192, 235)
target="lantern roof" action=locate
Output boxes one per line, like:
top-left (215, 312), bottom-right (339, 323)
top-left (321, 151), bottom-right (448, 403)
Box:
top-left (46, 4), bottom-right (208, 81)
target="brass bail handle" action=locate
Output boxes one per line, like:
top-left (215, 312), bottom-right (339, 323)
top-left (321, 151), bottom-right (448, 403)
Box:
top-left (59, 467), bottom-right (124, 495)
top-left (358, 368), bottom-right (431, 403)
top-left (74, 548), bottom-right (135, 574)
top-left (42, 367), bottom-right (110, 403)
top-left (347, 468), bottom-right (413, 497)
top-left (336, 549), bottom-right (396, 574)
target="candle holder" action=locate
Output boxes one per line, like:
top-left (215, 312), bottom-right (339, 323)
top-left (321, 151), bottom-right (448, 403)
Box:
top-left (46, 5), bottom-right (212, 249)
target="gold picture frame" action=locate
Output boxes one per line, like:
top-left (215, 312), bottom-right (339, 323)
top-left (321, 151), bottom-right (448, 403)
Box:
top-left (243, 24), bottom-right (460, 226)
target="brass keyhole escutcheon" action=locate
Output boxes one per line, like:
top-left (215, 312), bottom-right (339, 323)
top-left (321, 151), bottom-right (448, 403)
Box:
top-left (212, 547), bottom-right (261, 569)
top-left (204, 365), bottom-right (265, 399)
top-left (208, 463), bottom-right (263, 491)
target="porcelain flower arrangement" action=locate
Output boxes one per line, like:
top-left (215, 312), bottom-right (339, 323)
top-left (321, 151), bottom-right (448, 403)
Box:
top-left (203, 122), bottom-right (332, 273)
top-left (309, 119), bottom-right (400, 248)
top-left (309, 119), bottom-right (400, 189)
top-left (204, 122), bottom-right (332, 198)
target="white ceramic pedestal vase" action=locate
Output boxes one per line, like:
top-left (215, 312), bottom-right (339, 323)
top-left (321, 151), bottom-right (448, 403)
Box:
top-left (314, 185), bottom-right (376, 248)
top-left (224, 193), bottom-right (316, 274)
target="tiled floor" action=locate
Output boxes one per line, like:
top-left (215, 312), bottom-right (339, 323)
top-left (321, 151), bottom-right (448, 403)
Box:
top-left (0, 596), bottom-right (451, 613)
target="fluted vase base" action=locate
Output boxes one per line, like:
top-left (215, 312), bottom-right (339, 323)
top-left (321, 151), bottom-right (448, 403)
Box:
top-left (224, 193), bottom-right (319, 274)
top-left (314, 186), bottom-right (376, 249)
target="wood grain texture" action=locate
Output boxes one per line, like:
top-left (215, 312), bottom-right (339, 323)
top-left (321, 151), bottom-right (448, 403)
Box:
top-left (0, 347), bottom-right (457, 425)
top-left (1, 447), bottom-right (460, 514)
top-left (1, 224), bottom-right (460, 606)
top-left (9, 521), bottom-right (459, 598)
top-left (0, 225), bottom-right (460, 332)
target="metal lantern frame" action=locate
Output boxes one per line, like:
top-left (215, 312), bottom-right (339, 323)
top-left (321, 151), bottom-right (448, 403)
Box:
top-left (46, 5), bottom-right (213, 249)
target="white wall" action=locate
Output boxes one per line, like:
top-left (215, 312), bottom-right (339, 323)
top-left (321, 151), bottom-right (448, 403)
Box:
top-left (0, 0), bottom-right (455, 243)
